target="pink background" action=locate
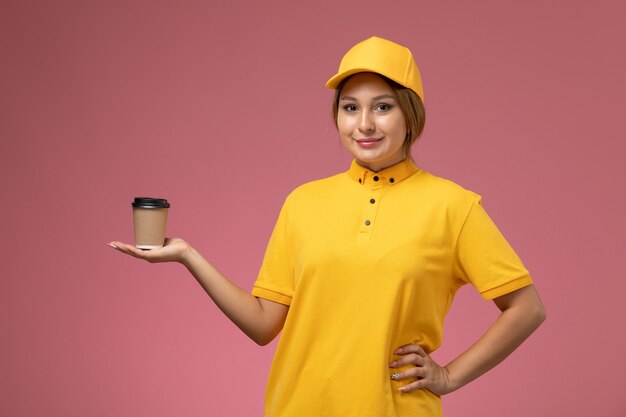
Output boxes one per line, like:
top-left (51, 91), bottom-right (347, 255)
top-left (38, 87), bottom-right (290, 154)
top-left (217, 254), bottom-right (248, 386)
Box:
top-left (2, 0), bottom-right (625, 416)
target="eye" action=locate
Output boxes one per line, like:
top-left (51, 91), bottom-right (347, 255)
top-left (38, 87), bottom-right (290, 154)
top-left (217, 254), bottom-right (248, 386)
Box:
top-left (343, 104), bottom-right (358, 112)
top-left (375, 103), bottom-right (392, 112)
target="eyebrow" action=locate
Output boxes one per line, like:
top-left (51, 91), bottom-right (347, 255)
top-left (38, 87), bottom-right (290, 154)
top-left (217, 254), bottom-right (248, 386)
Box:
top-left (339, 94), bottom-right (397, 102)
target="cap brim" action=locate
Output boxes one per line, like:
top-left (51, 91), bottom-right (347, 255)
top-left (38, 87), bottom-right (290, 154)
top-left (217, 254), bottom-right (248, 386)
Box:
top-left (325, 68), bottom-right (376, 90)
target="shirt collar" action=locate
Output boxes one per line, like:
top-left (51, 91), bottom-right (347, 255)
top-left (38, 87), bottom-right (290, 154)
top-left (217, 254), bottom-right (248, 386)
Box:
top-left (347, 158), bottom-right (419, 186)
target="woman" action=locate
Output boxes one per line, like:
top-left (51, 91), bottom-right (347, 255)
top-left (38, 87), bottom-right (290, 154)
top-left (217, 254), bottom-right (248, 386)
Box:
top-left (110, 36), bottom-right (546, 416)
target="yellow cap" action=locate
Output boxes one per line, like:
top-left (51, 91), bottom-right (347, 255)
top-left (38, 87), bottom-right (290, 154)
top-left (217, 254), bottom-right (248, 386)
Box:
top-left (326, 36), bottom-right (424, 101)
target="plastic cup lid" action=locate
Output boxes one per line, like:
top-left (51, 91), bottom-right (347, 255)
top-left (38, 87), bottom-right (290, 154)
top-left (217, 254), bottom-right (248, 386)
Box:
top-left (132, 197), bottom-right (170, 208)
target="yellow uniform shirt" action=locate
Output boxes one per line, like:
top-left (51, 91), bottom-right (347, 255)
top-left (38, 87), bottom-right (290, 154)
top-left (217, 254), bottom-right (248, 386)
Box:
top-left (252, 159), bottom-right (533, 417)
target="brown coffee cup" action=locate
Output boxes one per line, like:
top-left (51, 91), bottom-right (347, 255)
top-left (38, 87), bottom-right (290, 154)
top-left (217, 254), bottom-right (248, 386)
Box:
top-left (132, 197), bottom-right (170, 249)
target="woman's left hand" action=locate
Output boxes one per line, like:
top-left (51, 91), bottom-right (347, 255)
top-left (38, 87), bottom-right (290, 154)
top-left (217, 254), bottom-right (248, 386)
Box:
top-left (389, 344), bottom-right (454, 396)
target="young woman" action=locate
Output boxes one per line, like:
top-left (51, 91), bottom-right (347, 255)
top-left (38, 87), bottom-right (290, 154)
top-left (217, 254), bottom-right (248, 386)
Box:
top-left (110, 36), bottom-right (546, 417)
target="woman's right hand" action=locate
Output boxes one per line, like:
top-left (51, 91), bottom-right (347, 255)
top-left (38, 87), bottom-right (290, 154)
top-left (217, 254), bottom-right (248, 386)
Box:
top-left (109, 236), bottom-right (289, 345)
top-left (108, 237), bottom-right (192, 265)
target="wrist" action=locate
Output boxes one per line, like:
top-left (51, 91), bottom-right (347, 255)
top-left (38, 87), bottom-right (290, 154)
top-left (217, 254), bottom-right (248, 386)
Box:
top-left (180, 243), bottom-right (197, 268)
top-left (443, 365), bottom-right (463, 393)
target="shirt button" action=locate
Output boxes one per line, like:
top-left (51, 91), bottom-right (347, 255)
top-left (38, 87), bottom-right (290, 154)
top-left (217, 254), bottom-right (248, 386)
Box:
top-left (373, 176), bottom-right (379, 181)
top-left (365, 220), bottom-right (371, 226)
top-left (389, 178), bottom-right (395, 183)
top-left (369, 198), bottom-right (376, 204)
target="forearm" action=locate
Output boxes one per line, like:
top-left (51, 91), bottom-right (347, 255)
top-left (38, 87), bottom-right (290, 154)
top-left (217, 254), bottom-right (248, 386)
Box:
top-left (182, 246), bottom-right (282, 345)
top-left (445, 286), bottom-right (546, 391)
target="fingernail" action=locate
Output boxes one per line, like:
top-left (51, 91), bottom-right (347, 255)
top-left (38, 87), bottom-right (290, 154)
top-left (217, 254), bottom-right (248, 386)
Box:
top-left (107, 242), bottom-right (118, 249)
top-left (399, 386), bottom-right (408, 392)
top-left (396, 348), bottom-right (403, 353)
top-left (390, 361), bottom-right (397, 367)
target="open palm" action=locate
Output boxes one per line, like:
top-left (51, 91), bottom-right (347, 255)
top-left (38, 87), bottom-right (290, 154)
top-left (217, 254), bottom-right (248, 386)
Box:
top-left (108, 237), bottom-right (191, 264)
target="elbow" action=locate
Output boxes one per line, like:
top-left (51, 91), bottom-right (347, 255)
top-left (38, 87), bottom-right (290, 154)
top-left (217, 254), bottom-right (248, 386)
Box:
top-left (252, 334), bottom-right (275, 346)
top-left (249, 329), bottom-right (278, 346)
top-left (250, 332), bottom-right (269, 346)
top-left (538, 304), bottom-right (547, 325)
top-left (531, 302), bottom-right (547, 329)
top-left (245, 299), bottom-right (287, 346)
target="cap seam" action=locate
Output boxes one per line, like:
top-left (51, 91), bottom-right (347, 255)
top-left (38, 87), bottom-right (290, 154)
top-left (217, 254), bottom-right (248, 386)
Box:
top-left (403, 48), bottom-right (411, 84)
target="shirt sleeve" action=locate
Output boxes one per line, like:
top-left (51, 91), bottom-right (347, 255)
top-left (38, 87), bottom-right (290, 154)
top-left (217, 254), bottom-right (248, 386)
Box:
top-left (251, 199), bottom-right (295, 306)
top-left (453, 196), bottom-right (533, 300)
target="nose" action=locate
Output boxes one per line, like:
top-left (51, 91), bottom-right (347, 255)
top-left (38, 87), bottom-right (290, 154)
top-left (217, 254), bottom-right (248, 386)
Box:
top-left (358, 109), bottom-right (375, 133)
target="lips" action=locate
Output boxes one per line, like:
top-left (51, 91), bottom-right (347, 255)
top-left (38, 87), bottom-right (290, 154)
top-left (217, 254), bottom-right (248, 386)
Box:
top-left (355, 137), bottom-right (382, 148)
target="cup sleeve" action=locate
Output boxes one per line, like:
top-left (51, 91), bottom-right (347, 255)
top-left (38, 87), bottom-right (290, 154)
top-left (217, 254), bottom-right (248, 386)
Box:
top-left (251, 200), bottom-right (295, 306)
top-left (453, 197), bottom-right (533, 300)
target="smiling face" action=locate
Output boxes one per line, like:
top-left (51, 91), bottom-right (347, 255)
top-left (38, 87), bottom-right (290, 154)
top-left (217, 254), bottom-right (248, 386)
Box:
top-left (336, 73), bottom-right (408, 172)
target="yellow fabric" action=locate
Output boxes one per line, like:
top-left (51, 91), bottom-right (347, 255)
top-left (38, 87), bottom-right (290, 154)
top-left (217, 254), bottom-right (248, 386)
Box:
top-left (325, 36), bottom-right (424, 101)
top-left (252, 159), bottom-right (533, 417)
